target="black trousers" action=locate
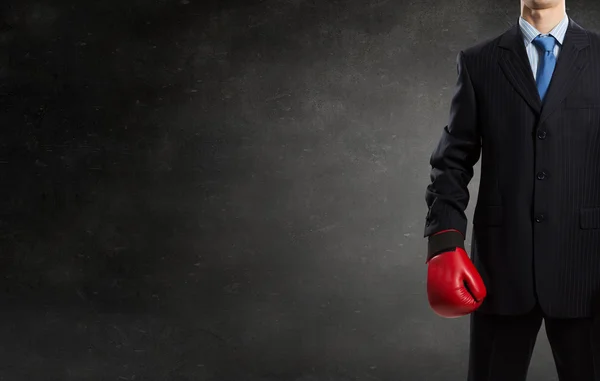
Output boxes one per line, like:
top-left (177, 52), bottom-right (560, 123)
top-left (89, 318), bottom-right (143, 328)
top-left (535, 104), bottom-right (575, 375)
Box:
top-left (468, 304), bottom-right (598, 381)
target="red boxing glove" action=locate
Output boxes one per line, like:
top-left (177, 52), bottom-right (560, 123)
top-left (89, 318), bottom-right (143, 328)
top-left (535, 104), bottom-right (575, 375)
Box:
top-left (426, 231), bottom-right (486, 318)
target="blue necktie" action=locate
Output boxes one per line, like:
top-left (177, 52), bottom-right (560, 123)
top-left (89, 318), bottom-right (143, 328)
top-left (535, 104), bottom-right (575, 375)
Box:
top-left (532, 35), bottom-right (557, 101)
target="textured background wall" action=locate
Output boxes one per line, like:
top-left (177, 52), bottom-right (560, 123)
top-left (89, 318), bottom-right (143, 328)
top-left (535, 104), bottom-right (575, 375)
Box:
top-left (1, 0), bottom-right (597, 380)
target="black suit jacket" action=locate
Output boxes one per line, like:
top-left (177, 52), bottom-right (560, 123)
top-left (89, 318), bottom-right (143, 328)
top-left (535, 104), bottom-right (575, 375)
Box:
top-left (424, 18), bottom-right (600, 318)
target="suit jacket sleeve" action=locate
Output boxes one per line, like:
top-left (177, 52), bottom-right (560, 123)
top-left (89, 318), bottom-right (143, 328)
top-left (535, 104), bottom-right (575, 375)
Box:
top-left (424, 50), bottom-right (481, 246)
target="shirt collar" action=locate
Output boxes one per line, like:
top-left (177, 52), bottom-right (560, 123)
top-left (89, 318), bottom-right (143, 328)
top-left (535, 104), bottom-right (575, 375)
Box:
top-left (519, 13), bottom-right (569, 47)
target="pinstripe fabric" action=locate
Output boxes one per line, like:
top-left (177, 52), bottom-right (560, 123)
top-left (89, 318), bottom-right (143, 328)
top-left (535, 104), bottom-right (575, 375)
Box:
top-left (424, 18), bottom-right (600, 318)
top-left (519, 14), bottom-right (569, 80)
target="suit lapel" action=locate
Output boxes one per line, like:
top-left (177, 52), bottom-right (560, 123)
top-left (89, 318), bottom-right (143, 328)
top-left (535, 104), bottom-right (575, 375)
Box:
top-left (498, 24), bottom-right (541, 114)
top-left (539, 19), bottom-right (589, 124)
top-left (497, 18), bottom-right (590, 120)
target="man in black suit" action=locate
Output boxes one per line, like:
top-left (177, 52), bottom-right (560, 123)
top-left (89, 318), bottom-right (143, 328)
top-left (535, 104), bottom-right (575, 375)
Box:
top-left (424, 0), bottom-right (600, 380)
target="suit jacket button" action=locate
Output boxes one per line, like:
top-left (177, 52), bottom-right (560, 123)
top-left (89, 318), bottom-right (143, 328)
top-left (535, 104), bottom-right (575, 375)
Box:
top-left (537, 171), bottom-right (547, 180)
top-left (537, 130), bottom-right (547, 139)
top-left (535, 214), bottom-right (545, 223)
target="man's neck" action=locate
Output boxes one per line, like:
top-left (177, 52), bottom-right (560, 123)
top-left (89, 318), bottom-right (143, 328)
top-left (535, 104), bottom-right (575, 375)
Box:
top-left (521, 3), bottom-right (566, 34)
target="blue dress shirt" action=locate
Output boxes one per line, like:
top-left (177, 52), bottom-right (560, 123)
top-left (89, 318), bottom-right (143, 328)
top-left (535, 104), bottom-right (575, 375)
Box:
top-left (518, 14), bottom-right (569, 81)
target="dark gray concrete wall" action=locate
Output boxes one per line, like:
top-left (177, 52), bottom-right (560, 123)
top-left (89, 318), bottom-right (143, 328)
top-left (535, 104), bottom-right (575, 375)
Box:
top-left (1, 0), bottom-right (597, 380)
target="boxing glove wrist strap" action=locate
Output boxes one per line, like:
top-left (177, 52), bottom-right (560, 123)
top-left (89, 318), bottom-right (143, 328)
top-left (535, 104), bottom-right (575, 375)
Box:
top-left (427, 231), bottom-right (465, 261)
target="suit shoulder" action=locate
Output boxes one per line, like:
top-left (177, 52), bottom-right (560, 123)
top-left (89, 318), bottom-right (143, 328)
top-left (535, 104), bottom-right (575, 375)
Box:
top-left (583, 26), bottom-right (600, 38)
top-left (461, 34), bottom-right (503, 57)
top-left (449, 33), bottom-right (504, 68)
top-left (572, 27), bottom-right (600, 55)
top-left (584, 29), bottom-right (600, 45)
top-left (452, 32), bottom-right (505, 75)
